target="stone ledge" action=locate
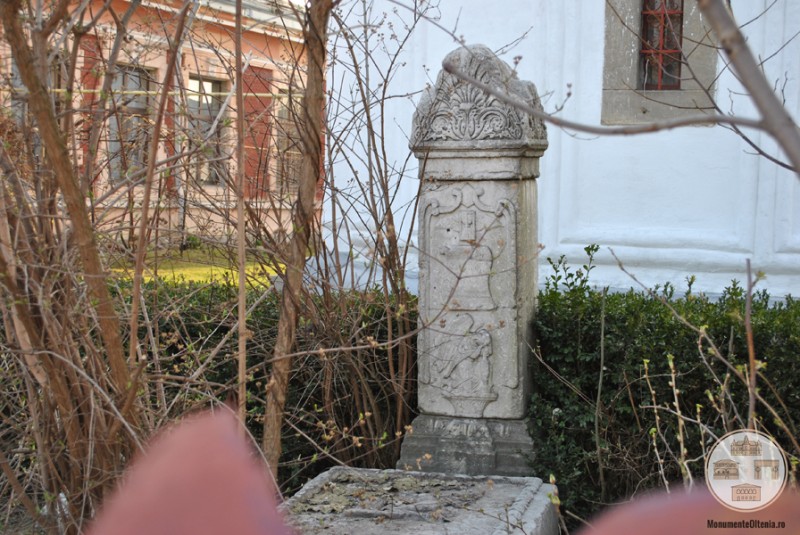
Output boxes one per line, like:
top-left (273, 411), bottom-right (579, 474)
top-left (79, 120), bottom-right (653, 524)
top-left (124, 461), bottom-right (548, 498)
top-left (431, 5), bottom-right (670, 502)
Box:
top-left (416, 151), bottom-right (542, 181)
top-left (397, 415), bottom-right (535, 477)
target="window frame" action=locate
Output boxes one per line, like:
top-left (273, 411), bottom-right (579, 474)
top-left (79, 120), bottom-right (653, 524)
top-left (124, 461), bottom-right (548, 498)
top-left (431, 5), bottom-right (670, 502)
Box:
top-left (273, 91), bottom-right (302, 199)
top-left (602, 0), bottom-right (718, 125)
top-left (186, 76), bottom-right (228, 187)
top-left (107, 65), bottom-right (154, 183)
top-left (639, 0), bottom-right (684, 91)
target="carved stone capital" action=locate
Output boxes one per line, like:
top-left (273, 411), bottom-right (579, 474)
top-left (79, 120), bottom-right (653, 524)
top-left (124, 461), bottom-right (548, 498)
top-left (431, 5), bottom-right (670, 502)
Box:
top-left (411, 44), bottom-right (547, 152)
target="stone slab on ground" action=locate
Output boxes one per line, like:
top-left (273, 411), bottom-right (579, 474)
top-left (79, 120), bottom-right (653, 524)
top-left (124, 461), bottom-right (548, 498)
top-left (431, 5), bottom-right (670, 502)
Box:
top-left (283, 467), bottom-right (558, 535)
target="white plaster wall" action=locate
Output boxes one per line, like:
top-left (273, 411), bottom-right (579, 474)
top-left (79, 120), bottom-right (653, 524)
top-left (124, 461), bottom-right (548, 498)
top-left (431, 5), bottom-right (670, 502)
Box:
top-left (329, 0), bottom-right (800, 297)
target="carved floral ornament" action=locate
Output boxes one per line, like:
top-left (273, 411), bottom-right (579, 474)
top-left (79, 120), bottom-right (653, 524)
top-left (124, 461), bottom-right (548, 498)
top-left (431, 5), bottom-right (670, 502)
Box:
top-left (411, 44), bottom-right (547, 149)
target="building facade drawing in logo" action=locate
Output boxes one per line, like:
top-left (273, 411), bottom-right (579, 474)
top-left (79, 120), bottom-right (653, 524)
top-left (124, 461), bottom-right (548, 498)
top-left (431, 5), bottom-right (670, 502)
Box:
top-left (731, 436), bottom-right (762, 456)
top-left (712, 459), bottom-right (739, 480)
top-left (754, 460), bottom-right (780, 480)
top-left (705, 430), bottom-right (787, 512)
top-left (732, 483), bottom-right (762, 502)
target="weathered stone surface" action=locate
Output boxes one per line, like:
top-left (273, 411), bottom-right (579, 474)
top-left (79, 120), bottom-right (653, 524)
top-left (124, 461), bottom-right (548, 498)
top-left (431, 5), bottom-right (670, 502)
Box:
top-left (411, 45), bottom-right (547, 151)
top-left (416, 180), bottom-right (537, 420)
top-left (396, 415), bottom-right (534, 477)
top-left (284, 467), bottom-right (558, 535)
top-left (400, 44), bottom-right (547, 477)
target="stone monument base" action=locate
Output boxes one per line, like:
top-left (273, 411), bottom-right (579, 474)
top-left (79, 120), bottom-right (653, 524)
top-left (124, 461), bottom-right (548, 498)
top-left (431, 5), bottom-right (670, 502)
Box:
top-left (396, 414), bottom-right (535, 477)
top-left (284, 467), bottom-right (558, 535)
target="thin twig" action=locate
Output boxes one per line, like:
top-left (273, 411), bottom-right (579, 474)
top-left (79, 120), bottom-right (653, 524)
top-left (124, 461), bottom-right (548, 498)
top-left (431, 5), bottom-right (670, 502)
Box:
top-left (745, 259), bottom-right (757, 429)
top-left (594, 288), bottom-right (607, 504)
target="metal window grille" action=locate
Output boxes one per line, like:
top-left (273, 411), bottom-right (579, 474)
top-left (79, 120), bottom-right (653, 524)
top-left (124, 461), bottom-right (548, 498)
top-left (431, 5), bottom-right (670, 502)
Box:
top-left (274, 93), bottom-right (302, 198)
top-left (639, 0), bottom-right (683, 90)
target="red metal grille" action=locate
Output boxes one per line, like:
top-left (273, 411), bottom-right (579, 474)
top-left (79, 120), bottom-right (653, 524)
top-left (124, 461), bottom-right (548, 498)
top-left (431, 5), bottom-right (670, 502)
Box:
top-left (640, 0), bottom-right (683, 90)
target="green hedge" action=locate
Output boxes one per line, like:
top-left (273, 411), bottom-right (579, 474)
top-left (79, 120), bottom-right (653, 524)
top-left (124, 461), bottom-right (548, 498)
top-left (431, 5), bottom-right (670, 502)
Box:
top-left (111, 250), bottom-right (800, 513)
top-left (111, 278), bottom-right (417, 493)
top-left (531, 245), bottom-right (800, 525)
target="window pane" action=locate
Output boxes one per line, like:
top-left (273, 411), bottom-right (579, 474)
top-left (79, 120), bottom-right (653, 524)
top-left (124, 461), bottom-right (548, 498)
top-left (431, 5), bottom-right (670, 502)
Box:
top-left (187, 78), bottom-right (222, 118)
top-left (662, 55), bottom-right (681, 87)
top-left (188, 77), bottom-right (227, 186)
top-left (113, 66), bottom-right (151, 110)
top-left (643, 15), bottom-right (661, 49)
top-left (108, 66), bottom-right (152, 182)
top-left (639, 0), bottom-right (683, 90)
top-left (641, 56), bottom-right (658, 89)
top-left (664, 15), bottom-right (682, 49)
top-left (108, 113), bottom-right (148, 182)
top-left (274, 95), bottom-right (302, 197)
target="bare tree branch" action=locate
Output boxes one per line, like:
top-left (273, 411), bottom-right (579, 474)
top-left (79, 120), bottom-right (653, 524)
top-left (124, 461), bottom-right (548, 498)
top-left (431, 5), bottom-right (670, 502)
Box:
top-left (442, 59), bottom-right (766, 136)
top-left (235, 0), bottom-right (248, 428)
top-left (262, 0), bottom-right (338, 479)
top-left (0, 0), bottom-right (131, 396)
top-left (697, 0), bottom-right (800, 175)
top-left (127, 1), bottom-right (191, 368)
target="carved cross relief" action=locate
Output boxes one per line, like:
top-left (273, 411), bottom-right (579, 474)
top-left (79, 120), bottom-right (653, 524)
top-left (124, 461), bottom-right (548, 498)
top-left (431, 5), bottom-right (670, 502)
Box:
top-left (438, 210), bottom-right (496, 311)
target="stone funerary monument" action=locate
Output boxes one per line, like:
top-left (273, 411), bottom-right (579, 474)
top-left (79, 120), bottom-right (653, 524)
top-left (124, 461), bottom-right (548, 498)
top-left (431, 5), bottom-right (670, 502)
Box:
top-left (286, 45), bottom-right (557, 535)
top-left (397, 44), bottom-right (548, 477)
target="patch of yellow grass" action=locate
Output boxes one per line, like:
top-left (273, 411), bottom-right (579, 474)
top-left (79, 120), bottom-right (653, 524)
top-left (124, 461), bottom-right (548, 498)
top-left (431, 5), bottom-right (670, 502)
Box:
top-left (110, 250), bottom-right (279, 285)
